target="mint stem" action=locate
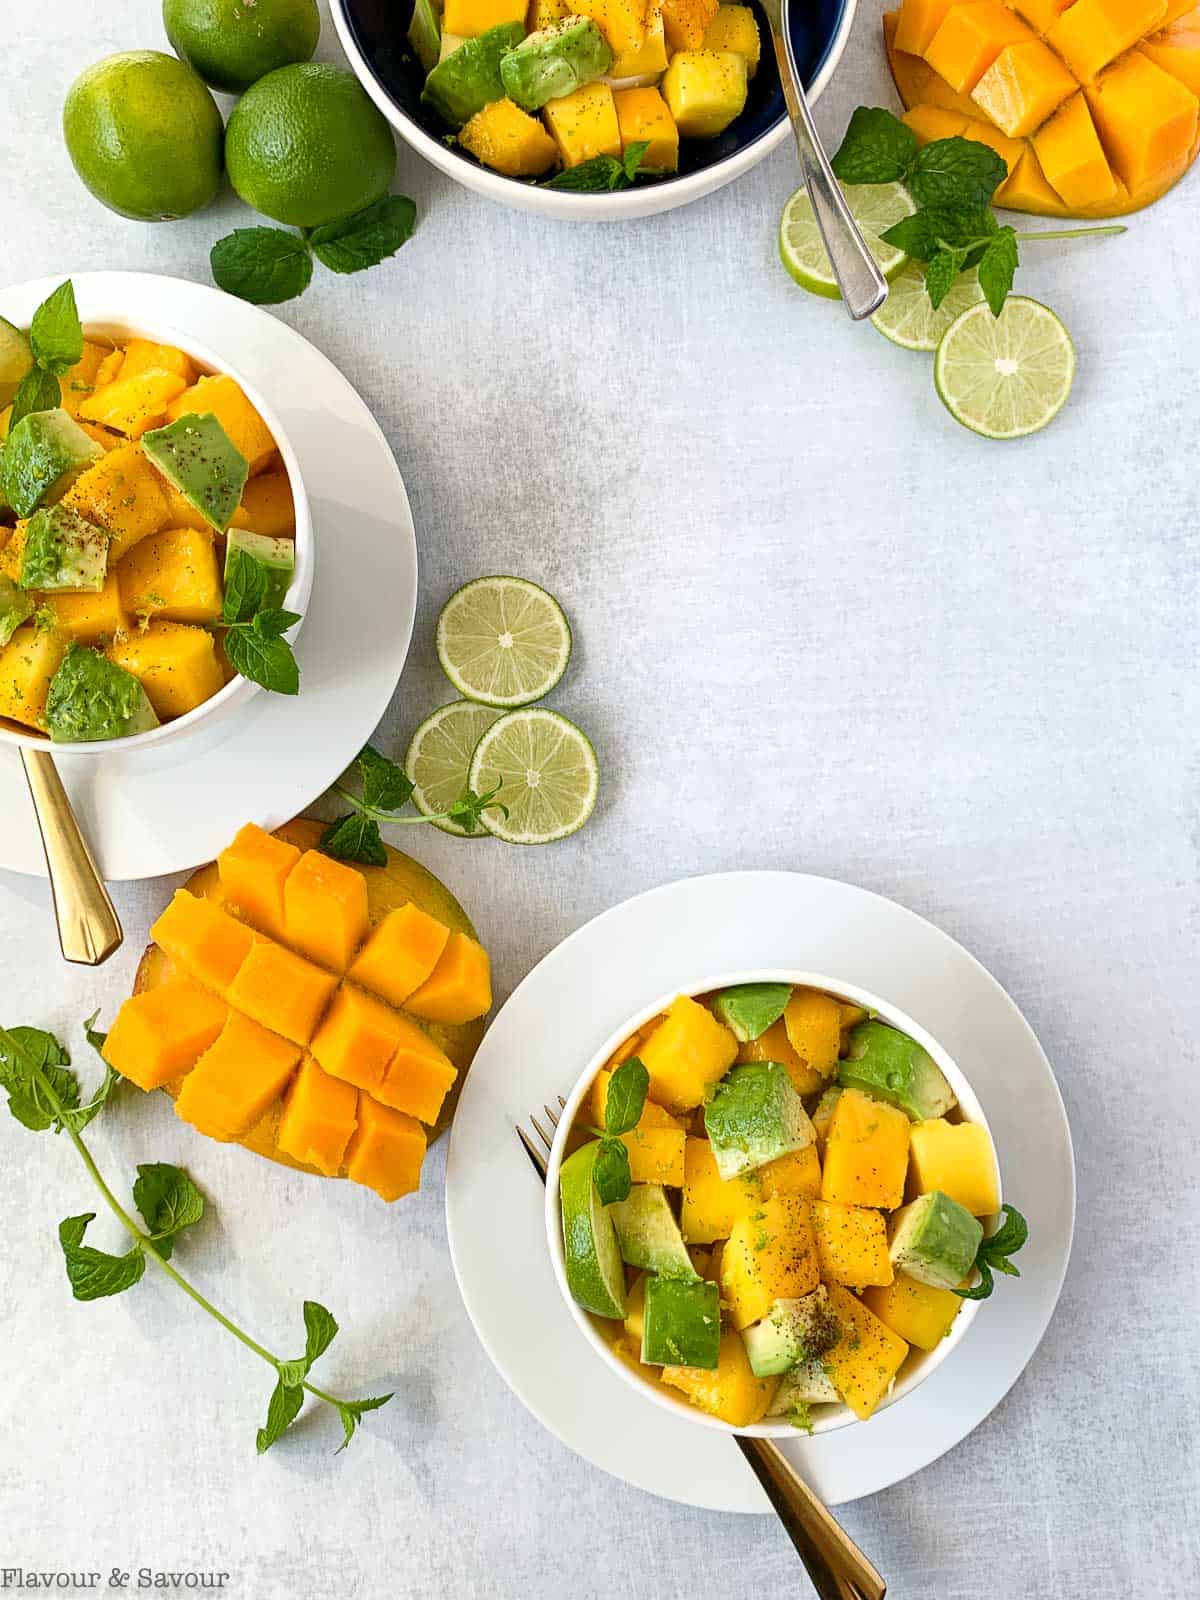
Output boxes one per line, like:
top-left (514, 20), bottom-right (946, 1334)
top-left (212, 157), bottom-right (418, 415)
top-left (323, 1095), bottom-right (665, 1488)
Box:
top-left (1014, 224), bottom-right (1127, 242)
top-left (331, 781), bottom-right (458, 828)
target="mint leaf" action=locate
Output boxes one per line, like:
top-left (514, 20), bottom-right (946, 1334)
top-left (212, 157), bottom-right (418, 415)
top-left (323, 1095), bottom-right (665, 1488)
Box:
top-left (0, 1025), bottom-right (78, 1131)
top-left (908, 137), bottom-right (1007, 211)
top-left (9, 366), bottom-right (61, 430)
top-left (225, 619), bottom-right (299, 696)
top-left (622, 139), bottom-right (650, 182)
top-left (925, 248), bottom-right (967, 309)
top-left (881, 211), bottom-right (939, 261)
top-left (545, 154), bottom-right (640, 192)
top-left (303, 1300), bottom-right (339, 1368)
top-left (978, 226), bottom-right (1019, 316)
top-left (58, 1213), bottom-right (146, 1301)
top-left (356, 745), bottom-right (413, 812)
top-left (310, 197), bottom-right (417, 275)
top-left (222, 545), bottom-right (269, 624)
top-left (444, 784), bottom-right (503, 835)
top-left (831, 106), bottom-right (916, 184)
top-left (320, 812), bottom-right (386, 867)
top-left (30, 281), bottom-right (83, 376)
top-left (211, 228), bottom-right (313, 306)
top-left (604, 1057), bottom-right (649, 1137)
top-left (592, 1138), bottom-right (632, 1205)
top-left (250, 607), bottom-right (301, 639)
top-left (256, 1375), bottom-right (305, 1453)
top-left (132, 1163), bottom-right (205, 1260)
top-left (955, 1203), bottom-right (1028, 1300)
top-left (335, 1392), bottom-right (394, 1452)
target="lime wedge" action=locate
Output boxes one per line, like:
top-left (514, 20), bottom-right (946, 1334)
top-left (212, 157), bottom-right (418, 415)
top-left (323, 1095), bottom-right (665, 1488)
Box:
top-left (559, 1142), bottom-right (627, 1319)
top-left (779, 182), bottom-right (915, 300)
top-left (934, 296), bottom-right (1075, 439)
top-left (436, 575), bottom-right (572, 708)
top-left (405, 700), bottom-right (503, 836)
top-left (0, 317), bottom-right (33, 410)
top-left (871, 260), bottom-right (986, 352)
top-left (467, 707), bottom-right (598, 845)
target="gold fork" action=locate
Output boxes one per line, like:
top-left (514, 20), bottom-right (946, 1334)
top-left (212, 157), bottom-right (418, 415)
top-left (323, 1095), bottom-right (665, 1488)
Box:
top-left (520, 1104), bottom-right (886, 1600)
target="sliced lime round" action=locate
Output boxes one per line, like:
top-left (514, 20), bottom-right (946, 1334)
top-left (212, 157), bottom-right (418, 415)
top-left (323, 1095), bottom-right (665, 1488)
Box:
top-left (405, 699), bottom-right (503, 836)
top-left (934, 296), bottom-right (1076, 440)
top-left (872, 260), bottom-right (986, 352)
top-left (467, 707), bottom-right (598, 845)
top-left (559, 1142), bottom-right (627, 1319)
top-left (779, 182), bottom-right (915, 300)
top-left (436, 575), bottom-right (572, 708)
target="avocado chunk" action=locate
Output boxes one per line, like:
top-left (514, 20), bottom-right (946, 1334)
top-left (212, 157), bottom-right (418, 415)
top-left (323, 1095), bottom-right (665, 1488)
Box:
top-left (766, 1356), bottom-right (840, 1412)
top-left (0, 316), bottom-right (33, 409)
top-left (142, 412), bottom-right (249, 534)
top-left (641, 1276), bottom-right (720, 1368)
top-left (421, 21), bottom-right (525, 127)
top-left (711, 981), bottom-right (791, 1042)
top-left (838, 1020), bottom-right (956, 1122)
top-left (225, 528), bottom-right (296, 612)
top-left (742, 1286), bottom-right (841, 1377)
top-left (608, 1183), bottom-right (698, 1279)
top-left (0, 576), bottom-right (34, 647)
top-left (19, 505), bottom-right (109, 593)
top-left (408, 0), bottom-right (442, 73)
top-left (559, 1141), bottom-right (627, 1318)
top-left (704, 1060), bottom-right (815, 1180)
top-left (2, 408), bottom-right (103, 518)
top-left (499, 16), bottom-right (613, 110)
top-left (45, 645), bottom-right (160, 744)
top-left (889, 1190), bottom-right (982, 1290)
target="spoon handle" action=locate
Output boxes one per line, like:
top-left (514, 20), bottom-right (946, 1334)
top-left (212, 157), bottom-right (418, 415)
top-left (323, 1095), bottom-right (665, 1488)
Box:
top-left (21, 746), bottom-right (123, 966)
top-left (767, 0), bottom-right (889, 321)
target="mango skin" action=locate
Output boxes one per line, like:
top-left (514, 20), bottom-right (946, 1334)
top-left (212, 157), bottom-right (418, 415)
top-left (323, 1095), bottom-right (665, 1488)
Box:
top-left (134, 818), bottom-right (486, 1176)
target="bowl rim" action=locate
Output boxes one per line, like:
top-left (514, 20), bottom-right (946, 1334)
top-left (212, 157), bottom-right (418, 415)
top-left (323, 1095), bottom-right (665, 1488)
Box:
top-left (329, 0), bottom-right (859, 220)
top-left (543, 967), bottom-right (999, 1439)
top-left (0, 301), bottom-right (314, 756)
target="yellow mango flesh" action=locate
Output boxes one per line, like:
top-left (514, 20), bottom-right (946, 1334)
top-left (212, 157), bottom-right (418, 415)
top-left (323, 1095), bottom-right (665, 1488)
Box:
top-left (820, 1087), bottom-right (910, 1210)
top-left (862, 1272), bottom-right (963, 1350)
top-left (822, 1283), bottom-right (909, 1419)
top-left (971, 38), bottom-right (1078, 134)
top-left (661, 1329), bottom-right (776, 1425)
top-left (638, 994), bottom-right (737, 1113)
top-left (442, 0), bottom-right (525, 30)
top-left (662, 49), bottom-right (748, 136)
top-left (1085, 49), bottom-right (1198, 190)
top-left (349, 901), bottom-right (451, 1008)
top-left (102, 979), bottom-right (228, 1092)
top-left (702, 4), bottom-right (760, 70)
top-left (614, 87), bottom-right (679, 171)
top-left (227, 936), bottom-right (339, 1047)
top-left (78, 370), bottom-right (186, 438)
top-left (403, 930), bottom-right (492, 1024)
top-left (610, 5), bottom-right (669, 74)
top-left (377, 1027), bottom-right (458, 1124)
top-left (237, 471), bottom-right (296, 538)
top-left (117, 525), bottom-right (224, 625)
top-left (62, 443), bottom-right (169, 562)
top-left (283, 849), bottom-right (371, 973)
top-left (217, 821), bottom-right (302, 940)
top-left (459, 98), bottom-right (559, 176)
top-left (757, 1142), bottom-right (822, 1200)
top-left (738, 1017), bottom-right (824, 1096)
top-left (107, 621), bottom-right (224, 720)
top-left (118, 339), bottom-right (196, 385)
top-left (589, 1068), bottom-right (687, 1184)
top-left (895, 0), bottom-right (955, 54)
top-left (344, 1093), bottom-right (426, 1201)
top-left (60, 341), bottom-right (109, 418)
top-left (681, 1135), bottom-right (759, 1242)
top-left (720, 1194), bottom-right (819, 1330)
top-left (811, 1198), bottom-right (894, 1287)
top-left (175, 1011), bottom-right (302, 1141)
top-left (908, 1118), bottom-right (1000, 1214)
top-left (1032, 90), bottom-right (1118, 204)
top-left (1048, 0), bottom-right (1166, 81)
top-left (924, 2), bottom-right (1035, 93)
top-left (166, 374), bottom-right (276, 474)
top-left (275, 1057), bottom-right (359, 1177)
top-left (150, 889), bottom-right (255, 998)
top-left (575, 0), bottom-right (649, 54)
top-left (43, 574), bottom-right (128, 646)
top-left (543, 82), bottom-right (623, 166)
top-left (0, 624), bottom-right (69, 731)
top-left (309, 983), bottom-right (407, 1091)
top-left (782, 988), bottom-right (842, 1079)
top-left (660, 0), bottom-right (719, 50)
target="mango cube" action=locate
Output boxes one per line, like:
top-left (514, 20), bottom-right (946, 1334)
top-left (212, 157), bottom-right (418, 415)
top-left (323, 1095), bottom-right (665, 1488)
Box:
top-left (43, 574), bottom-right (128, 646)
top-left (378, 1015), bottom-right (459, 1124)
top-left (822, 1282), bottom-right (909, 1419)
top-left (216, 822), bottom-right (302, 940)
top-left (758, 1143), bottom-right (823, 1201)
top-left (720, 1195), bottom-right (819, 1329)
top-left (117, 525), bottom-right (224, 625)
top-left (78, 370), bottom-right (187, 439)
top-left (227, 936), bottom-right (338, 1046)
top-left (614, 87), bottom-right (679, 172)
top-left (345, 1093), bottom-right (427, 1201)
top-left (460, 97), bottom-right (560, 176)
top-left (923, 2), bottom-right (1034, 93)
top-left (275, 1057), bottom-right (359, 1176)
top-left (61, 443), bottom-right (169, 562)
top-left (971, 37), bottom-right (1077, 133)
top-left (175, 1011), bottom-right (301, 1140)
top-left (894, 0), bottom-right (956, 54)
top-left (736, 1017), bottom-right (825, 1096)
top-left (166, 374), bottom-right (276, 475)
top-left (348, 902), bottom-right (451, 1008)
top-left (662, 49), bottom-right (748, 136)
top-left (1048, 0), bottom-right (1167, 80)
top-left (1000, 145), bottom-right (1067, 208)
top-left (904, 104), bottom-right (971, 143)
top-left (1030, 90), bottom-right (1117, 202)
top-left (660, 0), bottom-right (719, 49)
top-left (542, 82), bottom-right (622, 166)
top-left (574, 0), bottom-right (649, 54)
top-left (661, 1328), bottom-right (776, 1425)
top-left (638, 995), bottom-right (737, 1113)
top-left (0, 624), bottom-right (69, 730)
top-left (811, 1199), bottom-right (894, 1287)
top-left (862, 1272), bottom-right (963, 1350)
top-left (702, 3), bottom-right (760, 70)
top-left (908, 1117), bottom-right (1000, 1215)
top-left (443, 0), bottom-right (526, 31)
top-left (282, 849), bottom-right (371, 973)
top-left (151, 888), bottom-right (255, 997)
top-left (93, 350), bottom-right (124, 387)
top-left (820, 1087), bottom-right (910, 1209)
top-left (118, 340), bottom-right (196, 385)
top-left (528, 0), bottom-right (569, 25)
top-left (1085, 49), bottom-right (1198, 190)
top-left (310, 984), bottom-right (409, 1092)
top-left (60, 342), bottom-right (109, 418)
top-left (782, 988), bottom-right (842, 1078)
top-left (1010, 0), bottom-right (1072, 32)
top-left (609, 5), bottom-right (669, 74)
top-left (960, 115), bottom-right (1028, 179)
top-left (589, 1067), bottom-right (686, 1184)
top-left (680, 1135), bottom-right (759, 1242)
top-left (236, 471), bottom-right (296, 539)
top-left (403, 930), bottom-right (492, 1023)
top-left (102, 979), bottom-right (228, 1091)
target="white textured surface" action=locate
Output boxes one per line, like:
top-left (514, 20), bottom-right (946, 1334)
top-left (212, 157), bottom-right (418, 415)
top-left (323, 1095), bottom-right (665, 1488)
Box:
top-left (2, 1), bottom-right (1199, 1595)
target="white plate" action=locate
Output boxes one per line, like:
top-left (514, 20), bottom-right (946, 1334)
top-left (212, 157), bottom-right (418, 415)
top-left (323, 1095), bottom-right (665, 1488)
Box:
top-left (445, 871), bottom-right (1075, 1512)
top-left (0, 271), bottom-right (417, 881)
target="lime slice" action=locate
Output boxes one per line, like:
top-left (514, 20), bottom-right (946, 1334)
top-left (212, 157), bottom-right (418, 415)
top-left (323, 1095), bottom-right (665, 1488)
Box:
top-left (0, 317), bottom-right (33, 410)
top-left (934, 296), bottom-right (1076, 440)
top-left (779, 182), bottom-right (915, 300)
top-left (871, 261), bottom-right (986, 352)
top-left (559, 1142), bottom-right (627, 1319)
top-left (436, 575), bottom-right (572, 707)
top-left (468, 707), bottom-right (598, 844)
top-left (405, 700), bottom-right (503, 836)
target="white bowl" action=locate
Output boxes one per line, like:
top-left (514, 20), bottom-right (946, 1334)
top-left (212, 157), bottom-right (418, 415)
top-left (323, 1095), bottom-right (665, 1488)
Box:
top-left (0, 290), bottom-right (314, 756)
top-left (544, 969), bottom-right (999, 1438)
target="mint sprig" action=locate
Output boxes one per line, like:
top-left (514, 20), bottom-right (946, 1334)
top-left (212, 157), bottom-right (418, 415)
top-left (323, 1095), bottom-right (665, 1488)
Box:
top-left (0, 1019), bottom-right (392, 1455)
top-left (591, 1056), bottom-right (649, 1206)
top-left (220, 545), bottom-right (301, 696)
top-left (543, 140), bottom-right (649, 193)
top-left (954, 1203), bottom-right (1029, 1300)
top-left (6, 279), bottom-right (85, 430)
top-left (831, 107), bottom-right (1126, 317)
top-left (211, 196), bottom-right (417, 306)
top-left (319, 743), bottom-right (504, 865)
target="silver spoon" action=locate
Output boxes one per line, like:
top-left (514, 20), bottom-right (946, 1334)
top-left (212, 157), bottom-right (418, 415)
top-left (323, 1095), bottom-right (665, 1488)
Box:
top-left (763, 0), bottom-right (889, 320)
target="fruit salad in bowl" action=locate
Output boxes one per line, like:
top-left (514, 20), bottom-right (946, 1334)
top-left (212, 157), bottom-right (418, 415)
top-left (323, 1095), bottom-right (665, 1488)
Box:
top-left (548, 973), bottom-right (1025, 1435)
top-left (0, 280), bottom-right (312, 753)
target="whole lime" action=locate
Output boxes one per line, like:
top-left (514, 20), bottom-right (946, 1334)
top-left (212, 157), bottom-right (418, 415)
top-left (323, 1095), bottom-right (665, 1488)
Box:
top-left (225, 63), bottom-right (396, 228)
top-left (163, 0), bottom-right (321, 94)
top-left (63, 50), bottom-right (224, 222)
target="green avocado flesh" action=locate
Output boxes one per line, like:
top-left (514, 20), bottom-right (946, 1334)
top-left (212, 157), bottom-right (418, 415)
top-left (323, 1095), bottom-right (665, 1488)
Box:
top-left (421, 22), bottom-right (524, 127)
top-left (766, 1357), bottom-right (840, 1411)
top-left (0, 316), bottom-right (33, 408)
top-left (742, 1287), bottom-right (841, 1378)
top-left (0, 576), bottom-right (34, 646)
top-left (703, 1061), bottom-right (815, 1180)
top-left (608, 1183), bottom-right (697, 1278)
top-left (559, 1142), bottom-right (626, 1319)
top-left (225, 528), bottom-right (296, 611)
top-left (408, 0), bottom-right (442, 75)
top-left (19, 505), bottom-right (108, 593)
top-left (45, 645), bottom-right (159, 744)
top-left (889, 1190), bottom-right (982, 1290)
top-left (837, 1019), bottom-right (956, 1122)
top-left (641, 1276), bottom-right (720, 1368)
top-left (142, 412), bottom-right (248, 533)
top-left (711, 982), bottom-right (791, 1042)
top-left (2, 408), bottom-right (102, 518)
top-left (499, 16), bottom-right (614, 110)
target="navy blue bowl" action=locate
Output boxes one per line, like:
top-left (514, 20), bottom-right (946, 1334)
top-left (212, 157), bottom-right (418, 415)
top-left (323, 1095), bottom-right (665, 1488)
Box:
top-left (331, 0), bottom-right (850, 201)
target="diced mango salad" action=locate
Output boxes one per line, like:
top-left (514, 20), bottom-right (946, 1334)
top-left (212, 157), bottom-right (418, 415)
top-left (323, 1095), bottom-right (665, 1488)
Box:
top-left (408, 0), bottom-right (763, 179)
top-left (559, 982), bottom-right (1007, 1428)
top-left (0, 327), bottom-right (298, 741)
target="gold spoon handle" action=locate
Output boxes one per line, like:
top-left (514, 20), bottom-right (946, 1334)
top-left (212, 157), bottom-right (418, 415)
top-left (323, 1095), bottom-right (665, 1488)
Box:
top-left (20, 746), bottom-right (123, 966)
top-left (736, 1436), bottom-right (886, 1600)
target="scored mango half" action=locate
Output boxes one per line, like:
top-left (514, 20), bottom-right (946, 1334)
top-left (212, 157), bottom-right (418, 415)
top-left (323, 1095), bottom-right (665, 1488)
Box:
top-left (884, 0), bottom-right (1200, 216)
